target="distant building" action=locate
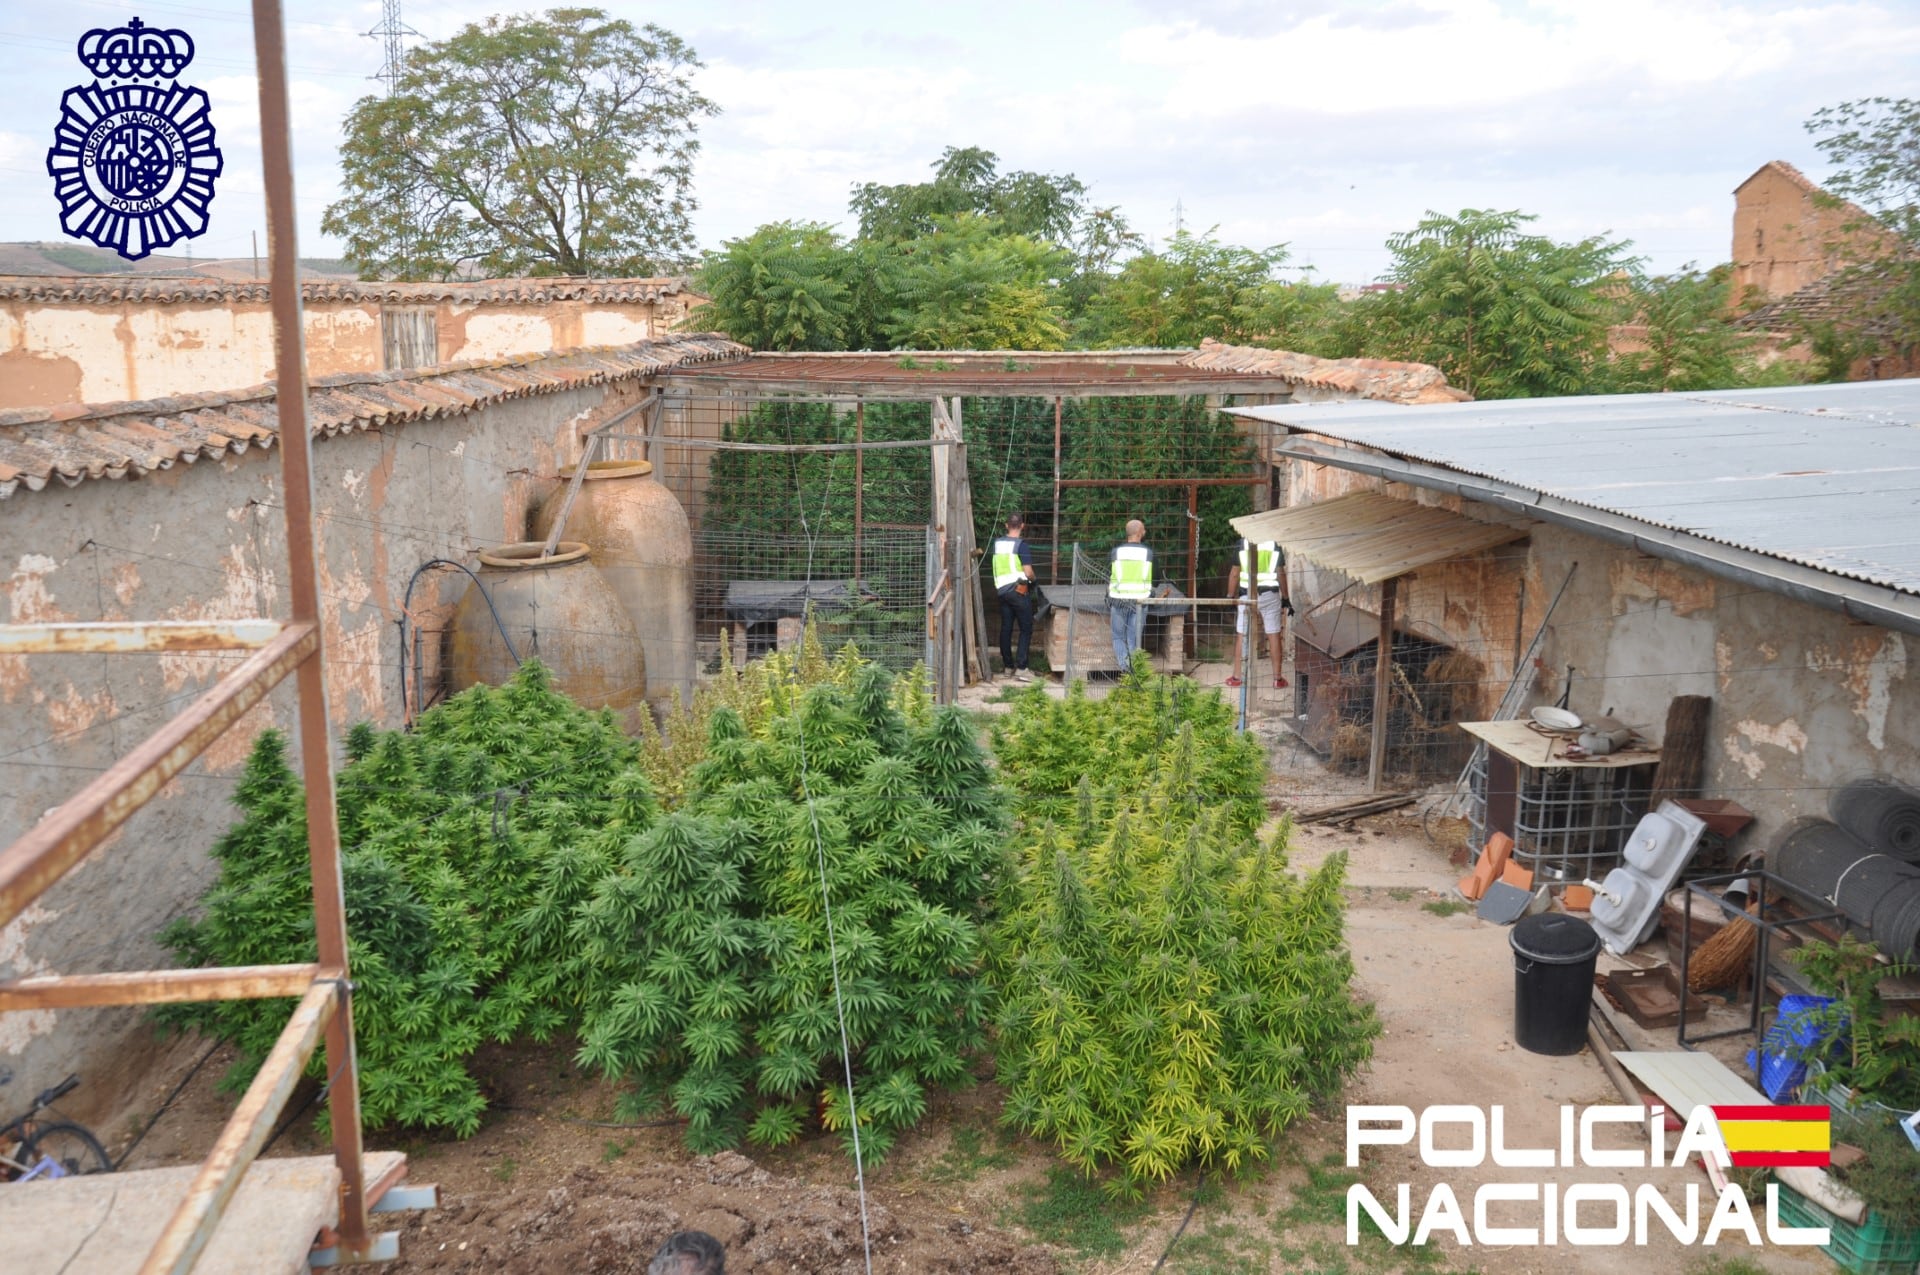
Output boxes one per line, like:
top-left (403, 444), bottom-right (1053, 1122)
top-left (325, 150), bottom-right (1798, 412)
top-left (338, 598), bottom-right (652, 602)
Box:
top-left (0, 276), bottom-right (704, 409)
top-left (1729, 160), bottom-right (1897, 306)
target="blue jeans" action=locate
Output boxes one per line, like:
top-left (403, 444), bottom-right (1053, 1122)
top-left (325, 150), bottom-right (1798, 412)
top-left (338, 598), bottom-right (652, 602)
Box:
top-left (1109, 600), bottom-right (1144, 671)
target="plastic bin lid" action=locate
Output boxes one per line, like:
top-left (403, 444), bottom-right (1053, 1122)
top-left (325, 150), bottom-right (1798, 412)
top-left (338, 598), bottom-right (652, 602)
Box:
top-left (1510, 913), bottom-right (1602, 964)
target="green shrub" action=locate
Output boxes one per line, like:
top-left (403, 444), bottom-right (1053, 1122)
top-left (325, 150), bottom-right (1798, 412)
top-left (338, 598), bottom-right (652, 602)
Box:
top-left (161, 662), bottom-right (640, 1135)
top-left (990, 691), bottom-right (1375, 1192)
top-left (990, 658), bottom-right (1266, 835)
top-left (573, 668), bottom-right (1006, 1157)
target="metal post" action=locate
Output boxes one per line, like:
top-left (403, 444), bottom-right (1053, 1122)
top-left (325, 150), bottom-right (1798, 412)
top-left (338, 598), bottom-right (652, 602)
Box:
top-left (251, 0), bottom-right (368, 1255)
top-left (1065, 543), bottom-right (1079, 685)
top-left (1051, 395), bottom-right (1063, 584)
top-left (853, 399), bottom-right (864, 585)
top-left (1368, 577), bottom-right (1398, 794)
top-left (1185, 482), bottom-right (1199, 659)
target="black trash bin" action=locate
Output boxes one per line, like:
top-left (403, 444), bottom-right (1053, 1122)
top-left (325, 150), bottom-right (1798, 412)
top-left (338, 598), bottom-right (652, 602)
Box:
top-left (1510, 913), bottom-right (1602, 1056)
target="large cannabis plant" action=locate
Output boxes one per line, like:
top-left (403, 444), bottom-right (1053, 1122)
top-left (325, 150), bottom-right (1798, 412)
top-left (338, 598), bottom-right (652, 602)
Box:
top-left (573, 662), bottom-right (1004, 1158)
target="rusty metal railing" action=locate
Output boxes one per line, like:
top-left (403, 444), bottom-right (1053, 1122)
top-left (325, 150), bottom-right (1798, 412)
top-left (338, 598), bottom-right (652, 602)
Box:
top-left (0, 2), bottom-right (376, 1269)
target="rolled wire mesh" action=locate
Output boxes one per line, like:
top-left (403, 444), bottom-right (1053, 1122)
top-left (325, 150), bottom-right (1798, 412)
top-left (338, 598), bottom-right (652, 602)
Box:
top-left (1828, 776), bottom-right (1920, 861)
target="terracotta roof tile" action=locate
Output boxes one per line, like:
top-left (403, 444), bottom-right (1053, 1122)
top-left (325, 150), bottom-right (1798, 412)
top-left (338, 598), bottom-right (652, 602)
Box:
top-left (0, 275), bottom-right (703, 307)
top-left (1178, 341), bottom-right (1469, 405)
top-left (0, 334), bottom-right (745, 499)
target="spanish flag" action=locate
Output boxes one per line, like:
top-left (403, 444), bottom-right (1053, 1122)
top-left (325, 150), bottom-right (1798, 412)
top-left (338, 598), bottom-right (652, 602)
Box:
top-left (1711, 1105), bottom-right (1831, 1167)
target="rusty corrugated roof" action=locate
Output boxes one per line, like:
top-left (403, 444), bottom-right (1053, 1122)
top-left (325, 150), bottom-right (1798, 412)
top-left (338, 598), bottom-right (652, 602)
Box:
top-left (1180, 340), bottom-right (1469, 405)
top-left (0, 275), bottom-right (699, 306)
top-left (0, 334), bottom-right (745, 499)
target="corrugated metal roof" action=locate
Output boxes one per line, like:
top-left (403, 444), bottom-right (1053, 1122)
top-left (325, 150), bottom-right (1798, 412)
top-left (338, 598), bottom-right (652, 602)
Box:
top-left (1230, 491), bottom-right (1529, 584)
top-left (1230, 381), bottom-right (1920, 597)
top-left (0, 334), bottom-right (745, 499)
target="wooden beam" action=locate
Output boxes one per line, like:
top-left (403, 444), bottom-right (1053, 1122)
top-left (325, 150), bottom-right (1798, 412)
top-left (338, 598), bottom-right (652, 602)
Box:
top-left (0, 621), bottom-right (317, 930)
top-left (0, 620), bottom-right (284, 654)
top-left (0, 964), bottom-right (321, 1011)
top-left (139, 980), bottom-right (338, 1275)
top-left (1057, 477), bottom-right (1265, 488)
top-left (540, 431), bottom-right (599, 559)
top-left (1368, 577), bottom-right (1397, 793)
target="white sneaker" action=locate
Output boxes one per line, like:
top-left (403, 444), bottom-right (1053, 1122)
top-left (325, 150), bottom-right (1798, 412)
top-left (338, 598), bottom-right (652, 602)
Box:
top-left (1014, 669), bottom-right (1032, 683)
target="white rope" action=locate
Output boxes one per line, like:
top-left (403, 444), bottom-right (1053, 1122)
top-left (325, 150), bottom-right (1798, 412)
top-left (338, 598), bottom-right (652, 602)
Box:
top-left (785, 404), bottom-right (875, 1274)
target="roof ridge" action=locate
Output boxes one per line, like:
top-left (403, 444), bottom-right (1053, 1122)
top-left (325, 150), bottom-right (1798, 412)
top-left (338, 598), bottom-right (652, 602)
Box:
top-left (1179, 340), bottom-right (1470, 405)
top-left (0, 334), bottom-right (747, 497)
top-left (0, 275), bottom-right (702, 306)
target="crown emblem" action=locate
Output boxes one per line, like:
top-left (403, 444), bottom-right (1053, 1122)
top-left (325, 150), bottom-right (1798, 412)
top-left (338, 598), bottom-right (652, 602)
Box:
top-left (78, 17), bottom-right (194, 80)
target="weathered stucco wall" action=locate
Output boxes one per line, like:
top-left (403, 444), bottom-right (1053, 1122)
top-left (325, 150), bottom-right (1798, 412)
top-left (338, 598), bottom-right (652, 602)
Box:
top-left (1281, 454), bottom-right (1919, 845)
top-left (1729, 164), bottom-right (1898, 305)
top-left (0, 380), bottom-right (648, 1103)
top-left (0, 289), bottom-right (701, 410)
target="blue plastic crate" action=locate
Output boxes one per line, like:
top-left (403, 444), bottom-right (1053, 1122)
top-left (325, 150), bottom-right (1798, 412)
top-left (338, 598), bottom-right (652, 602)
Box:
top-left (1746, 994), bottom-right (1838, 1100)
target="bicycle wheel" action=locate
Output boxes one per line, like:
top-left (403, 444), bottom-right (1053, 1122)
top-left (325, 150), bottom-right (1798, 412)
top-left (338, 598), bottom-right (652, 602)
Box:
top-left (22, 1122), bottom-right (112, 1177)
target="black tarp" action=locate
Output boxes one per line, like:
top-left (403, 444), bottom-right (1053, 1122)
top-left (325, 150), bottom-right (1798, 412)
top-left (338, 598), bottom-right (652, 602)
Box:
top-left (723, 579), bottom-right (878, 625)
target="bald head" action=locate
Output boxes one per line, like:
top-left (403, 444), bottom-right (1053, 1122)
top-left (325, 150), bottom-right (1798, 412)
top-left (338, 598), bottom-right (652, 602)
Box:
top-left (1125, 519), bottom-right (1145, 542)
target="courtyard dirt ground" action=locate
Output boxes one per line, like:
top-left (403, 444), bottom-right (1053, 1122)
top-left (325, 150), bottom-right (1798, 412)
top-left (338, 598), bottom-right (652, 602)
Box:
top-left (84, 667), bottom-right (1833, 1273)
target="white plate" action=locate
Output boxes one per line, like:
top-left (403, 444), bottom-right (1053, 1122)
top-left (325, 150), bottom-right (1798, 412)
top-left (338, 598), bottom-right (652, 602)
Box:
top-left (1531, 706), bottom-right (1582, 731)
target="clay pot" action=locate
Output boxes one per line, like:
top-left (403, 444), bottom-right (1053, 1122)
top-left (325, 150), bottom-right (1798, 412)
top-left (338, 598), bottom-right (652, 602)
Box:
top-left (533, 460), bottom-right (694, 713)
top-left (448, 540), bottom-right (646, 716)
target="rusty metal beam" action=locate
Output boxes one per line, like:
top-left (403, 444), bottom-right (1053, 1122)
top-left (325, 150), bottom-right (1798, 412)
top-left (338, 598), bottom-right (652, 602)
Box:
top-left (1055, 477), bottom-right (1266, 488)
top-left (0, 964), bottom-right (321, 1012)
top-left (139, 980), bottom-right (338, 1275)
top-left (0, 620), bottom-right (284, 654)
top-left (0, 622), bottom-right (316, 931)
top-left (251, 0), bottom-right (370, 1257)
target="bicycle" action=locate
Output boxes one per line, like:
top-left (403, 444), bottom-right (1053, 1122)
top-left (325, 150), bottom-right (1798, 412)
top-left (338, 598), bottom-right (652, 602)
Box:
top-left (0, 1073), bottom-right (113, 1182)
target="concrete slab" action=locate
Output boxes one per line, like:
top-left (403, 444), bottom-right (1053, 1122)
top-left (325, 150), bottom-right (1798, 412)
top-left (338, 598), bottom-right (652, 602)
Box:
top-left (5, 1150), bottom-right (405, 1275)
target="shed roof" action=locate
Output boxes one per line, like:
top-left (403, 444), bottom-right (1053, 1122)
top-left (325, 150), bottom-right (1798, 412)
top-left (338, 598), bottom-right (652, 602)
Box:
top-left (1228, 381), bottom-right (1920, 603)
top-left (1230, 491), bottom-right (1530, 584)
top-left (0, 334), bottom-right (743, 499)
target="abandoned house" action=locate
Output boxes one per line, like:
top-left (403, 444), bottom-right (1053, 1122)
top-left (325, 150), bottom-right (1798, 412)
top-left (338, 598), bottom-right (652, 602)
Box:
top-left (0, 275), bottom-right (706, 410)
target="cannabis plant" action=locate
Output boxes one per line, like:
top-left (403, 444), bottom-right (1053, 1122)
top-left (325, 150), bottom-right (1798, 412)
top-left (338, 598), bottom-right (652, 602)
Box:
top-left (993, 725), bottom-right (1376, 1192)
top-left (574, 664), bottom-right (1005, 1159)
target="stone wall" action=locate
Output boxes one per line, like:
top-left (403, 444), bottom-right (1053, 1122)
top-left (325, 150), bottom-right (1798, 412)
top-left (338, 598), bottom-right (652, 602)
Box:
top-left (0, 378), bottom-right (650, 1107)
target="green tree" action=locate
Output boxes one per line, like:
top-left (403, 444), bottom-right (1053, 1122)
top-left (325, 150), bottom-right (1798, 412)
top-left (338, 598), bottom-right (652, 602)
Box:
top-left (1605, 267), bottom-right (1768, 392)
top-left (1079, 229), bottom-right (1339, 350)
top-left (1803, 97), bottom-right (1920, 369)
top-left (322, 9), bottom-right (717, 280)
top-left (885, 215), bottom-right (1071, 349)
top-left (851, 146), bottom-right (1087, 245)
top-left (1362, 209), bottom-right (1638, 398)
top-left (696, 222), bottom-right (860, 351)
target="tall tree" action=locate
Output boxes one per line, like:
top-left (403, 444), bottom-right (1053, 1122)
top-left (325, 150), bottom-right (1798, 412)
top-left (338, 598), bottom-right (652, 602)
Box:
top-left (1362, 209), bottom-right (1638, 398)
top-left (1803, 97), bottom-right (1920, 370)
top-left (884, 215), bottom-right (1070, 350)
top-left (1079, 229), bottom-right (1338, 350)
top-left (696, 222), bottom-right (859, 351)
top-left (322, 9), bottom-right (717, 280)
top-left (1604, 267), bottom-right (1768, 393)
top-left (850, 146), bottom-right (1087, 245)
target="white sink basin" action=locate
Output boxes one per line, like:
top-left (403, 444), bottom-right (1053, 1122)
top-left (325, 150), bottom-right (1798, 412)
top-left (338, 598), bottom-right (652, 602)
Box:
top-left (1588, 801), bottom-right (1709, 956)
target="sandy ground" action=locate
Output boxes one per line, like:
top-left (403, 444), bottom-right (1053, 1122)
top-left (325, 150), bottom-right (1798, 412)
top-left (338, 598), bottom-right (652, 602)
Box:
top-left (72, 664), bottom-right (1834, 1272)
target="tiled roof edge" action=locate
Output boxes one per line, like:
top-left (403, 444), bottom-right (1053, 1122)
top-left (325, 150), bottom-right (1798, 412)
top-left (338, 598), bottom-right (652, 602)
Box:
top-left (1179, 340), bottom-right (1470, 405)
top-left (0, 275), bottom-right (703, 306)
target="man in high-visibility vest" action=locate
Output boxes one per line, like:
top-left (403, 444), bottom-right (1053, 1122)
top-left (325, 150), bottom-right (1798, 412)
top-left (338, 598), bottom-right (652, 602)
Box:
top-left (1226, 539), bottom-right (1293, 689)
top-left (991, 513), bottom-right (1037, 682)
top-left (1108, 519), bottom-right (1154, 671)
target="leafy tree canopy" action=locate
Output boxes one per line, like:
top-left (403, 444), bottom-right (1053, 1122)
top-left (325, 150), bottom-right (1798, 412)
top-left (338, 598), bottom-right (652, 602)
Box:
top-left (1361, 208), bottom-right (1640, 398)
top-left (851, 146), bottom-right (1088, 245)
top-left (1079, 229), bottom-right (1339, 350)
top-left (884, 214), bottom-right (1071, 349)
top-left (322, 8), bottom-right (717, 280)
top-left (696, 221), bottom-right (859, 351)
top-left (1803, 97), bottom-right (1920, 369)
top-left (1603, 266), bottom-right (1770, 393)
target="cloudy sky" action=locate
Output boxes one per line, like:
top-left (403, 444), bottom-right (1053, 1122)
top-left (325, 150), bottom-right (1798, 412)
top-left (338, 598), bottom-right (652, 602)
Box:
top-left (4, 0), bottom-right (1918, 282)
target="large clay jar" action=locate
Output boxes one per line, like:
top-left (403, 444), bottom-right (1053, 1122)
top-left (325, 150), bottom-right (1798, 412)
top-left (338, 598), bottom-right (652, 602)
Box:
top-left (448, 540), bottom-right (646, 719)
top-left (533, 460), bottom-right (694, 713)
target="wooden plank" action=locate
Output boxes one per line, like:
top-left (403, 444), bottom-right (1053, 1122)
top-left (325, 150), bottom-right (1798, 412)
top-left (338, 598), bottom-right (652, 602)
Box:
top-left (0, 621), bottom-right (283, 654)
top-left (139, 981), bottom-right (338, 1275)
top-left (0, 964), bottom-right (320, 1011)
top-left (540, 431), bottom-right (599, 559)
top-left (0, 622), bottom-right (317, 930)
top-left (1458, 719), bottom-right (1663, 771)
top-left (1614, 1050), bottom-right (1768, 1119)
top-left (1368, 577), bottom-right (1396, 792)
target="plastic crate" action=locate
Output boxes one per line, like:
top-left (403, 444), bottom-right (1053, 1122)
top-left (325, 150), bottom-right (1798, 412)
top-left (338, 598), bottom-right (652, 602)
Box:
top-left (1745, 994), bottom-right (1837, 1100)
top-left (1774, 1181), bottom-right (1920, 1275)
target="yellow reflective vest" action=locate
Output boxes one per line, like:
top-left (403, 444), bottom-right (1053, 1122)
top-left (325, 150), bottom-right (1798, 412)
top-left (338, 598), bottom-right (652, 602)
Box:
top-left (1109, 543), bottom-right (1153, 600)
top-left (991, 537), bottom-right (1027, 590)
top-left (1238, 541), bottom-right (1282, 590)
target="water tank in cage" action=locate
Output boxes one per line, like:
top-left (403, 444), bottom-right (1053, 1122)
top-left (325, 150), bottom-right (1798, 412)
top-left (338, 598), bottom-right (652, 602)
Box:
top-left (533, 460), bottom-right (695, 713)
top-left (448, 541), bottom-right (647, 723)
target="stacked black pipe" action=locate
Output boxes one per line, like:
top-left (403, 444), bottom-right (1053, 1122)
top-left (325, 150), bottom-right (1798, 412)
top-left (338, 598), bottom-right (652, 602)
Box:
top-left (1771, 777), bottom-right (1920, 961)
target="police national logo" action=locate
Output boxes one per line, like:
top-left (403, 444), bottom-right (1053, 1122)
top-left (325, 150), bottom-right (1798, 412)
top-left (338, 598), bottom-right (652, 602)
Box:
top-left (46, 18), bottom-right (224, 261)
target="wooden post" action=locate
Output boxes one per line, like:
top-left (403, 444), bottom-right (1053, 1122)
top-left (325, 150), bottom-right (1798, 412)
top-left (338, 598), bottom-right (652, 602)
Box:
top-left (1051, 395), bottom-right (1063, 584)
top-left (1185, 482), bottom-right (1199, 659)
top-left (1369, 577), bottom-right (1398, 793)
top-left (848, 399), bottom-right (864, 583)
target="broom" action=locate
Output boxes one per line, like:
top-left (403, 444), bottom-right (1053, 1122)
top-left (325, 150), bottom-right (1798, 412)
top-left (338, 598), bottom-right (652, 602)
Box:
top-left (1650, 695), bottom-right (1712, 807)
top-left (1687, 899), bottom-right (1757, 992)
